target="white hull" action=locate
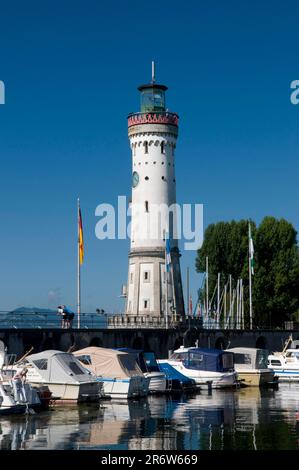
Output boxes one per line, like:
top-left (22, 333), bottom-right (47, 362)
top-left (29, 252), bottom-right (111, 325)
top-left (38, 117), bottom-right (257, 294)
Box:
top-left (28, 381), bottom-right (100, 402)
top-left (101, 376), bottom-right (149, 399)
top-left (165, 361), bottom-right (236, 389)
top-left (270, 370), bottom-right (299, 382)
top-left (144, 372), bottom-right (167, 393)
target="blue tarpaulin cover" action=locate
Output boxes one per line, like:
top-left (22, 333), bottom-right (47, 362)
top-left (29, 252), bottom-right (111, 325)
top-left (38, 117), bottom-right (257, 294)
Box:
top-left (184, 348), bottom-right (234, 372)
top-left (159, 361), bottom-right (195, 385)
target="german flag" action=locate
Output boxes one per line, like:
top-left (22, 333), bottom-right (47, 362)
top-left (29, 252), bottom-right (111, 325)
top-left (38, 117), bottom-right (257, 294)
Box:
top-left (78, 207), bottom-right (84, 265)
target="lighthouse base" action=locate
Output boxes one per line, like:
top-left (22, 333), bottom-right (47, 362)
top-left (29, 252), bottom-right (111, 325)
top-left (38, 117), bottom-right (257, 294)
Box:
top-left (125, 247), bottom-right (185, 319)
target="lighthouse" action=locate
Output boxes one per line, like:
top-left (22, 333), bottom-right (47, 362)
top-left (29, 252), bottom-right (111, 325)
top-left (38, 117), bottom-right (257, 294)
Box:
top-left (125, 65), bottom-right (185, 322)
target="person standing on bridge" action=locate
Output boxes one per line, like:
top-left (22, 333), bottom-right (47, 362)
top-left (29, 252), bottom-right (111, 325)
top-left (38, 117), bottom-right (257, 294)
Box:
top-left (57, 305), bottom-right (68, 328)
top-left (63, 306), bottom-right (75, 329)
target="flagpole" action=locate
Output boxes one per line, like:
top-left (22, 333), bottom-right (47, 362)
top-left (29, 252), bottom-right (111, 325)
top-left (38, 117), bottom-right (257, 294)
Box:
top-left (165, 233), bottom-right (168, 330)
top-left (77, 198), bottom-right (81, 329)
top-left (171, 263), bottom-right (176, 322)
top-left (187, 266), bottom-right (190, 317)
top-left (249, 223), bottom-right (253, 330)
top-left (249, 251), bottom-right (253, 330)
top-left (206, 256), bottom-right (209, 326)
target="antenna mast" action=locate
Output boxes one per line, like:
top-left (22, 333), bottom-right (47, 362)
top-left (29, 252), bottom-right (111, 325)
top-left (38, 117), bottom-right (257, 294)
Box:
top-left (151, 61), bottom-right (155, 84)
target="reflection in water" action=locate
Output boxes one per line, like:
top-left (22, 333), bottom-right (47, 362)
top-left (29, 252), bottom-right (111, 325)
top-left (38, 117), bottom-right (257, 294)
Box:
top-left (0, 385), bottom-right (298, 450)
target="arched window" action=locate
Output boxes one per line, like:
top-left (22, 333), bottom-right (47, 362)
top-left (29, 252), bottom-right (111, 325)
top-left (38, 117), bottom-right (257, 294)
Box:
top-left (144, 141), bottom-right (148, 154)
top-left (161, 141), bottom-right (165, 154)
top-left (145, 201), bottom-right (149, 212)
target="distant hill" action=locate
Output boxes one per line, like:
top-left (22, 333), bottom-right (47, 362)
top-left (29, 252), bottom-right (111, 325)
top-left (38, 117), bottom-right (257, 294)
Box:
top-left (8, 307), bottom-right (57, 314)
top-left (0, 306), bottom-right (59, 328)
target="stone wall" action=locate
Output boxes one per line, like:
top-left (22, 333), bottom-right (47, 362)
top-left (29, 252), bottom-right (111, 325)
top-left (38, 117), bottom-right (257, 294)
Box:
top-left (1, 328), bottom-right (299, 359)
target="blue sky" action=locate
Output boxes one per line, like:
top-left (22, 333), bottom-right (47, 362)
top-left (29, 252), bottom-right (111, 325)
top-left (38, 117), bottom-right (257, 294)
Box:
top-left (0, 0), bottom-right (299, 313)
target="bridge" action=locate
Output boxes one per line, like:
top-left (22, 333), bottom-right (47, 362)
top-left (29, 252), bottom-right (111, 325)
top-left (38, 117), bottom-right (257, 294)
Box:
top-left (0, 310), bottom-right (298, 358)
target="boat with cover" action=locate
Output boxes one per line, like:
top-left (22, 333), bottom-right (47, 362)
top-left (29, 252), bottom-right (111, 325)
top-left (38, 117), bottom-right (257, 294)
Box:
top-left (226, 347), bottom-right (275, 386)
top-left (163, 347), bottom-right (237, 388)
top-left (3, 350), bottom-right (102, 402)
top-left (74, 347), bottom-right (149, 399)
top-left (118, 349), bottom-right (167, 394)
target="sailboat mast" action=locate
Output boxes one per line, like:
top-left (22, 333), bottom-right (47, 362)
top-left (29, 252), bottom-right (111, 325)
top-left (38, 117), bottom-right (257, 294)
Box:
top-left (206, 256), bottom-right (209, 324)
top-left (77, 198), bottom-right (81, 328)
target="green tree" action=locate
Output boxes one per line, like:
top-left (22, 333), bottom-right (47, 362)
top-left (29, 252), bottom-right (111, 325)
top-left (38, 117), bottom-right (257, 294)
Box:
top-left (195, 217), bottom-right (299, 327)
top-left (254, 217), bottom-right (299, 326)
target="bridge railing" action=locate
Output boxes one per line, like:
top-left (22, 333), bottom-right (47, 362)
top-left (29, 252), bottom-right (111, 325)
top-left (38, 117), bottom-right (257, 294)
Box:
top-left (0, 311), bottom-right (288, 330)
top-left (106, 315), bottom-right (203, 329)
top-left (0, 311), bottom-right (204, 330)
top-left (0, 311), bottom-right (108, 329)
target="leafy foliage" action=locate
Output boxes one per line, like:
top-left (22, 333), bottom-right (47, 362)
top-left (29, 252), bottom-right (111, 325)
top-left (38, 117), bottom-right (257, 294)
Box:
top-left (196, 217), bottom-right (299, 327)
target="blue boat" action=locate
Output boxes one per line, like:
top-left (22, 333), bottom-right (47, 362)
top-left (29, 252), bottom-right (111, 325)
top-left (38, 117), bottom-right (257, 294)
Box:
top-left (157, 361), bottom-right (197, 393)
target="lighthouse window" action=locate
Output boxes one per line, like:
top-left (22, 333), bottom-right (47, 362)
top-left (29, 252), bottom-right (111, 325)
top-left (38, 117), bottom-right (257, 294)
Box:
top-left (145, 176), bottom-right (149, 181)
top-left (130, 272), bottom-right (134, 283)
top-left (161, 142), bottom-right (165, 154)
top-left (153, 161), bottom-right (156, 164)
top-left (145, 201), bottom-right (149, 212)
top-left (144, 300), bottom-right (150, 309)
top-left (161, 162), bottom-right (164, 165)
top-left (162, 176), bottom-right (165, 181)
top-left (144, 141), bottom-right (148, 154)
top-left (143, 271), bottom-right (150, 282)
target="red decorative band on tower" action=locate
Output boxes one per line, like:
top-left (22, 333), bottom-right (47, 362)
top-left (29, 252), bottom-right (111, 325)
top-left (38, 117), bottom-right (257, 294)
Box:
top-left (128, 112), bottom-right (179, 128)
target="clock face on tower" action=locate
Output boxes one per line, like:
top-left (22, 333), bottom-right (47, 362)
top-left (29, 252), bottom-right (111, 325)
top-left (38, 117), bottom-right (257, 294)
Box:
top-left (132, 171), bottom-right (139, 188)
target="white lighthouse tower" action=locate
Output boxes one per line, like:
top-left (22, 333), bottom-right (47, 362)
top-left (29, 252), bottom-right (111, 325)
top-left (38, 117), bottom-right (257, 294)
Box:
top-left (125, 65), bottom-right (185, 322)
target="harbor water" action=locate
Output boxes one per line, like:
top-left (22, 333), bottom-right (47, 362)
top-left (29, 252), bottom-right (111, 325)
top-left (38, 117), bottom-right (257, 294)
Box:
top-left (0, 383), bottom-right (299, 450)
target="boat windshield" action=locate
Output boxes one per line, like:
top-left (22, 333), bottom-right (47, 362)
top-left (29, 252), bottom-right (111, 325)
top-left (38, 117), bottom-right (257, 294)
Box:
top-left (76, 354), bottom-right (92, 366)
top-left (221, 353), bottom-right (234, 371)
top-left (256, 350), bottom-right (269, 369)
top-left (285, 351), bottom-right (299, 361)
top-left (233, 353), bottom-right (252, 366)
top-left (188, 352), bottom-right (204, 370)
top-left (142, 352), bottom-right (160, 373)
top-left (170, 352), bottom-right (188, 361)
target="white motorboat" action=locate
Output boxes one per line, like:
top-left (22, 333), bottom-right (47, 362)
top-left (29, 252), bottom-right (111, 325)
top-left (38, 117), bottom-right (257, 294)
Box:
top-left (0, 340), bottom-right (42, 415)
top-left (226, 347), bottom-right (275, 386)
top-left (0, 378), bottom-right (42, 415)
top-left (162, 346), bottom-right (237, 389)
top-left (268, 349), bottom-right (299, 381)
top-left (74, 347), bottom-right (149, 399)
top-left (3, 350), bottom-right (103, 402)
